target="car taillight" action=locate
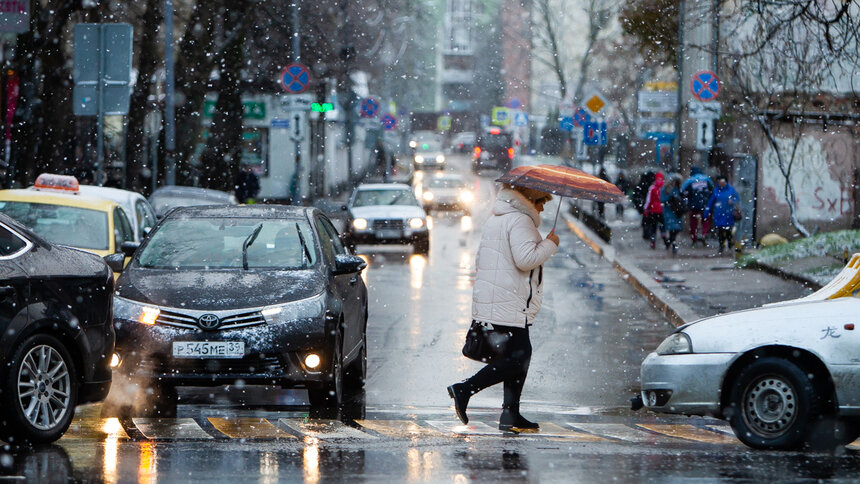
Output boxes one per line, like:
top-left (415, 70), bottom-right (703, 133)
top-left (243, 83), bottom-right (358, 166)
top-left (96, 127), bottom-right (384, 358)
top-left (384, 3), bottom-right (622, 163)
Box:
top-left (474, 146), bottom-right (481, 158)
top-left (508, 147), bottom-right (514, 159)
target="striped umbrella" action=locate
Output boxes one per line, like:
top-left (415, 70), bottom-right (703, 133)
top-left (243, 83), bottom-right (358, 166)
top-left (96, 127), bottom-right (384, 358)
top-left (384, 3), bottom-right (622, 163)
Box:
top-left (496, 164), bottom-right (625, 232)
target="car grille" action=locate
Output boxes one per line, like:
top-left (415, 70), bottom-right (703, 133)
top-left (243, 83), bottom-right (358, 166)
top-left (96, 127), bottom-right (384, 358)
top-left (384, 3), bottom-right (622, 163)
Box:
top-left (139, 354), bottom-right (283, 376)
top-left (372, 219), bottom-right (404, 230)
top-left (156, 309), bottom-right (267, 331)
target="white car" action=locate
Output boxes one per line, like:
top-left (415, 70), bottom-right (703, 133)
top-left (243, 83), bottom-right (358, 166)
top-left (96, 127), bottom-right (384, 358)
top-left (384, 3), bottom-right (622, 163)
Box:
top-left (78, 185), bottom-right (157, 243)
top-left (421, 173), bottom-right (473, 214)
top-left (344, 184), bottom-right (429, 255)
top-left (640, 254), bottom-right (860, 449)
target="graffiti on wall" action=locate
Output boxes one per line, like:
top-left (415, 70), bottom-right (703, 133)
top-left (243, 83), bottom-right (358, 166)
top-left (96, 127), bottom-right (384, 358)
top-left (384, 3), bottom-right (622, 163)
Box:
top-left (761, 135), bottom-right (853, 221)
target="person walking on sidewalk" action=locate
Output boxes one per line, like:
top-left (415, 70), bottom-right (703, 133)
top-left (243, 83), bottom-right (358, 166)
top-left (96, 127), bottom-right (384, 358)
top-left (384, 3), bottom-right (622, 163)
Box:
top-left (447, 184), bottom-right (559, 432)
top-left (704, 176), bottom-right (740, 254)
top-left (632, 171), bottom-right (655, 239)
top-left (660, 175), bottom-right (685, 255)
top-left (681, 166), bottom-right (714, 246)
top-left (643, 172), bottom-right (665, 249)
top-left (614, 170), bottom-right (632, 218)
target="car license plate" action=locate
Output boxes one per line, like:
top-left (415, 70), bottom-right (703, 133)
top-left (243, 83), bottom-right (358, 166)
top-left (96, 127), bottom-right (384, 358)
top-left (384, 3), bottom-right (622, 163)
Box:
top-left (375, 229), bottom-right (402, 239)
top-left (172, 341), bottom-right (245, 359)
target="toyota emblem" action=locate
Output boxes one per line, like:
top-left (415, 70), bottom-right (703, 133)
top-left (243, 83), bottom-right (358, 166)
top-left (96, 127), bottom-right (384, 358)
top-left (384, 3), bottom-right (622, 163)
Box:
top-left (197, 313), bottom-right (221, 330)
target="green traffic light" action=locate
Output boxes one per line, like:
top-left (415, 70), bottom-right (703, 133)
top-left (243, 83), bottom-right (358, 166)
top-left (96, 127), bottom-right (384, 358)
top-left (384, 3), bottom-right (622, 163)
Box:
top-left (311, 102), bottom-right (334, 113)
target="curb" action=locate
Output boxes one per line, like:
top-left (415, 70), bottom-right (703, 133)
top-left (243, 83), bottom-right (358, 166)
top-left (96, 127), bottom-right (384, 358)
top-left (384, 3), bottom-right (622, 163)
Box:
top-left (563, 211), bottom-right (699, 327)
top-left (745, 261), bottom-right (823, 291)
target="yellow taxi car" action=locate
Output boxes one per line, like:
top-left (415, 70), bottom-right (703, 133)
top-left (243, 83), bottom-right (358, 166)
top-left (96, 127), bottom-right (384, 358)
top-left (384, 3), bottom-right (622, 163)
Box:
top-left (0, 174), bottom-right (136, 258)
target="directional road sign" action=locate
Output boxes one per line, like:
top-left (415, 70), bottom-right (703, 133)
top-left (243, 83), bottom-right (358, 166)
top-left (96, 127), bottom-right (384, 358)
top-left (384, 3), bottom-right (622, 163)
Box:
top-left (514, 112), bottom-right (529, 127)
top-left (437, 115), bottom-right (452, 131)
top-left (360, 97), bottom-right (380, 118)
top-left (696, 118), bottom-right (714, 150)
top-left (690, 71), bottom-right (721, 102)
top-left (572, 108), bottom-right (590, 127)
top-left (381, 113), bottom-right (397, 130)
top-left (688, 100), bottom-right (721, 119)
top-left (280, 63), bottom-right (311, 94)
top-left (583, 121), bottom-right (607, 146)
top-left (559, 116), bottom-right (574, 132)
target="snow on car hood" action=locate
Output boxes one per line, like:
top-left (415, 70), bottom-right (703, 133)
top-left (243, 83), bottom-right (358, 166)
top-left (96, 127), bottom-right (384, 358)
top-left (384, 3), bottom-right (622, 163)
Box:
top-left (350, 205), bottom-right (425, 220)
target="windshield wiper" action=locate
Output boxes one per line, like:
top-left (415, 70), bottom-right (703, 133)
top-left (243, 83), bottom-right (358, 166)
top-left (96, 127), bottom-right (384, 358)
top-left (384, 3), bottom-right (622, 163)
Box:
top-left (295, 223), bottom-right (312, 268)
top-left (242, 223), bottom-right (264, 270)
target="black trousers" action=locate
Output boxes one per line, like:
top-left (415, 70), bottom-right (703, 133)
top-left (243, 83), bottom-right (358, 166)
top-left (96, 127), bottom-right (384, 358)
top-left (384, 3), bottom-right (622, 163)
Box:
top-left (464, 325), bottom-right (532, 408)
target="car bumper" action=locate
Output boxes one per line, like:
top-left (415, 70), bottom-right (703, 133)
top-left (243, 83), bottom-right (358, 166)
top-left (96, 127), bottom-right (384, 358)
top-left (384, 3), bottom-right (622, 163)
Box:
top-left (114, 316), bottom-right (332, 387)
top-left (349, 228), bottom-right (428, 245)
top-left (640, 351), bottom-right (736, 416)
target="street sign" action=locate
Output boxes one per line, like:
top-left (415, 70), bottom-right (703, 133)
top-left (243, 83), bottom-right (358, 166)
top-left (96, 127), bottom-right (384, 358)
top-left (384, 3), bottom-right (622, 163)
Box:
top-left (559, 116), bottom-right (574, 132)
top-left (688, 100), bottom-right (721, 119)
top-left (514, 112), bottom-right (529, 127)
top-left (359, 97), bottom-right (380, 118)
top-left (73, 23), bottom-right (133, 116)
top-left (0, 0), bottom-right (29, 33)
top-left (437, 115), bottom-right (451, 131)
top-left (491, 107), bottom-right (510, 126)
top-left (638, 91), bottom-right (678, 112)
top-left (280, 63), bottom-right (311, 94)
top-left (583, 121), bottom-right (607, 146)
top-left (271, 119), bottom-right (290, 129)
top-left (572, 108), bottom-right (590, 127)
top-left (290, 111), bottom-right (306, 142)
top-left (381, 113), bottom-right (397, 130)
top-left (584, 91), bottom-right (609, 115)
top-left (690, 71), bottom-right (721, 102)
top-left (280, 93), bottom-right (313, 111)
top-left (508, 98), bottom-right (522, 109)
top-left (696, 118), bottom-right (714, 150)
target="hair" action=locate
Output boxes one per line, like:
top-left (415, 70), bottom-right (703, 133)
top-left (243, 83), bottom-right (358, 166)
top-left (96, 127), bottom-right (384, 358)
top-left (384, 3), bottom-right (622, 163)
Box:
top-left (509, 184), bottom-right (553, 203)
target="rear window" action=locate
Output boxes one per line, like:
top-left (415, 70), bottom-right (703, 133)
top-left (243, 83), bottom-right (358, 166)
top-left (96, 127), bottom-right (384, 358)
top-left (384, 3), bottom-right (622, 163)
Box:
top-left (0, 201), bottom-right (109, 250)
top-left (479, 133), bottom-right (512, 150)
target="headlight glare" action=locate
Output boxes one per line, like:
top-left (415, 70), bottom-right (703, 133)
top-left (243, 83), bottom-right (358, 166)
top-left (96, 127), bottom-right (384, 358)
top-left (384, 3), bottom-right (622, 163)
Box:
top-left (352, 218), bottom-right (368, 230)
top-left (435, 154), bottom-right (445, 163)
top-left (415, 155), bottom-right (424, 163)
top-left (113, 296), bottom-right (159, 325)
top-left (656, 332), bottom-right (692, 355)
top-left (409, 217), bottom-right (425, 229)
top-left (460, 190), bottom-right (474, 203)
top-left (423, 191), bottom-right (434, 201)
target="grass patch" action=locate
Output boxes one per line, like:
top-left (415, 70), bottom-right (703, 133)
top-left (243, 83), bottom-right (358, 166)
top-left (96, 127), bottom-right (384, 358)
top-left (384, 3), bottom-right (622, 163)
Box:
top-left (737, 229), bottom-right (860, 268)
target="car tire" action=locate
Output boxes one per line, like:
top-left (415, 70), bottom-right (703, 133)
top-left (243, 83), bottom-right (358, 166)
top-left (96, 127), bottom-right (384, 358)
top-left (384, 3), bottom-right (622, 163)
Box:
top-left (727, 357), bottom-right (819, 450)
top-left (308, 327), bottom-right (344, 408)
top-left (0, 334), bottom-right (79, 444)
top-left (413, 235), bottom-right (430, 256)
top-left (344, 324), bottom-right (367, 392)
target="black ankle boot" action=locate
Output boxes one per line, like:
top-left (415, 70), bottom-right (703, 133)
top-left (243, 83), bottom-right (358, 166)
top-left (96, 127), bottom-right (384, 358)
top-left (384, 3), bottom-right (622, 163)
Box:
top-left (498, 406), bottom-right (539, 431)
top-left (447, 383), bottom-right (471, 424)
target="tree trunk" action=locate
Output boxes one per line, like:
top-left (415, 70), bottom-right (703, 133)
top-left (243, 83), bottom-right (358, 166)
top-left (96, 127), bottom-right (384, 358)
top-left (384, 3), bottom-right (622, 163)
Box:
top-left (756, 114), bottom-right (811, 237)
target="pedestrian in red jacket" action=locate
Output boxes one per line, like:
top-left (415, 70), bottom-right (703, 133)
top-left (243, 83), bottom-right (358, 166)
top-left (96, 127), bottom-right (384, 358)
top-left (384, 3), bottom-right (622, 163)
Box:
top-left (642, 172), bottom-right (665, 249)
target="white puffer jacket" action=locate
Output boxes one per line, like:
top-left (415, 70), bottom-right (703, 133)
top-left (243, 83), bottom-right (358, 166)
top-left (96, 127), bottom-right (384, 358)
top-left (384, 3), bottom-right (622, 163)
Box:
top-left (472, 188), bottom-right (558, 328)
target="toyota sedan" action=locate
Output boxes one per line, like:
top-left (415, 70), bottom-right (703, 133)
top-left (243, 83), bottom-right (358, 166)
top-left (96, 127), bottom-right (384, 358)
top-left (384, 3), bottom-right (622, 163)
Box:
top-left (110, 205), bottom-right (368, 412)
top-left (640, 257), bottom-right (860, 450)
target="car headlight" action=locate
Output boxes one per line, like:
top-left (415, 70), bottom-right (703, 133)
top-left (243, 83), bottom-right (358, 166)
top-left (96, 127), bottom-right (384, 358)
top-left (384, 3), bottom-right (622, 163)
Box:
top-left (423, 191), bottom-right (434, 201)
top-left (352, 218), bottom-right (368, 230)
top-left (260, 292), bottom-right (326, 324)
top-left (415, 155), bottom-right (424, 163)
top-left (436, 154), bottom-right (445, 163)
top-left (460, 190), bottom-right (474, 203)
top-left (656, 332), bottom-right (692, 355)
top-left (113, 295), bottom-right (160, 325)
top-left (409, 217), bottom-right (425, 229)
top-left (409, 140), bottom-right (417, 148)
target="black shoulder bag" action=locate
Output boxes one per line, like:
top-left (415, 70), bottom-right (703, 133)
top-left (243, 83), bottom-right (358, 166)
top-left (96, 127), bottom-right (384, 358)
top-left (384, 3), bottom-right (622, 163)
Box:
top-left (462, 321), bottom-right (510, 363)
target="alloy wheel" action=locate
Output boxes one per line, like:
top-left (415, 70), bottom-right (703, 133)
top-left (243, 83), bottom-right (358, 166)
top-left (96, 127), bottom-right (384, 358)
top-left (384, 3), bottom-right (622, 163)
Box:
top-left (17, 345), bottom-right (72, 431)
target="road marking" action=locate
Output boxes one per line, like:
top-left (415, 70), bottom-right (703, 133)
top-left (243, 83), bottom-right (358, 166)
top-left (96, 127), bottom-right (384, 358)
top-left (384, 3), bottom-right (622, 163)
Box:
top-left (637, 424), bottom-right (741, 445)
top-left (567, 423), bottom-right (678, 443)
top-left (63, 417), bottom-right (130, 440)
top-left (132, 418), bottom-right (213, 440)
top-left (208, 417), bottom-right (296, 440)
top-left (532, 422), bottom-right (607, 441)
top-left (279, 419), bottom-right (377, 440)
top-left (355, 420), bottom-right (447, 438)
top-left (426, 420), bottom-right (505, 436)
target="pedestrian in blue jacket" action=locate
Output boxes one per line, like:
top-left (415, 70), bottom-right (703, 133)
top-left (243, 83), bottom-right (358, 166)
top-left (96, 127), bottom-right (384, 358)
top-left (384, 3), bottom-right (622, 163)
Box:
top-left (703, 176), bottom-right (739, 254)
top-left (660, 176), bottom-right (684, 255)
top-left (681, 166), bottom-right (714, 246)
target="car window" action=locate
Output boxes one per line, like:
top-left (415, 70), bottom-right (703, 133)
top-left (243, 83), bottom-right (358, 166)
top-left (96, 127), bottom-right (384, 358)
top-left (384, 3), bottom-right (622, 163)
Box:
top-left (353, 189), bottom-right (418, 207)
top-left (320, 217), bottom-right (346, 255)
top-left (137, 217), bottom-right (318, 269)
top-left (428, 178), bottom-right (466, 189)
top-left (0, 223), bottom-right (27, 257)
top-left (0, 201), bottom-right (109, 250)
top-left (136, 199), bottom-right (156, 238)
top-left (114, 208), bottom-right (135, 250)
top-left (314, 217), bottom-right (336, 263)
top-left (479, 134), bottom-right (512, 150)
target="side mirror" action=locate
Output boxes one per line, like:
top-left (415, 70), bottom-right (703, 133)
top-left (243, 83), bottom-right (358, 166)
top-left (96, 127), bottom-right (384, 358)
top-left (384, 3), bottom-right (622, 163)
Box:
top-left (104, 253), bottom-right (125, 273)
top-left (120, 241), bottom-right (140, 257)
top-left (333, 254), bottom-right (366, 275)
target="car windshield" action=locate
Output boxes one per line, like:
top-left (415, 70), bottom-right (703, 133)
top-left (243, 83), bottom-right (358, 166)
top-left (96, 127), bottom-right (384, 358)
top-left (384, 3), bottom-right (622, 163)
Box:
top-left (480, 134), bottom-right (511, 150)
top-left (353, 189), bottom-right (418, 207)
top-left (416, 140), bottom-right (442, 152)
top-left (137, 217), bottom-right (318, 269)
top-left (0, 201), bottom-right (109, 250)
top-left (428, 178), bottom-right (466, 189)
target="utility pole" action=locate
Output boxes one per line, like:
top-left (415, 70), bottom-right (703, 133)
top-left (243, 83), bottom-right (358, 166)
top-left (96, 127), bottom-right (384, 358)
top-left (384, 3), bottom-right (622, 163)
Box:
top-left (341, 0), bottom-right (354, 185)
top-left (164, 0), bottom-right (176, 186)
top-left (291, 1), bottom-right (302, 203)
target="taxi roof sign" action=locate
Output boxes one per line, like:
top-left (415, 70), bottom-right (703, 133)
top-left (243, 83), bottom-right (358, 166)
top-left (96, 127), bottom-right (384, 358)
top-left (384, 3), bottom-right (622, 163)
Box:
top-left (34, 174), bottom-right (80, 193)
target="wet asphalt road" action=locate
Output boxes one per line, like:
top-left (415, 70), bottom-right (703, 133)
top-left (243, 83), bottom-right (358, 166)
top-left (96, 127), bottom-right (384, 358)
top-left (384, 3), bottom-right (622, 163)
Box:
top-left (4, 155), bottom-right (860, 482)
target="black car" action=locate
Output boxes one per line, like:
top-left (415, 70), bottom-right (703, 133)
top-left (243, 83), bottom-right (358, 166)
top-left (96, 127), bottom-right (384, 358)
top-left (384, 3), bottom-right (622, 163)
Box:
top-left (110, 205), bottom-right (368, 411)
top-left (0, 213), bottom-right (115, 444)
top-left (473, 127), bottom-right (514, 173)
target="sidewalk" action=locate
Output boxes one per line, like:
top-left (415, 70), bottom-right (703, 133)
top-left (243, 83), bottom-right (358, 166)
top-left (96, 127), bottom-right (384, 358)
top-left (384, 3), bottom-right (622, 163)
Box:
top-left (562, 202), bottom-right (815, 327)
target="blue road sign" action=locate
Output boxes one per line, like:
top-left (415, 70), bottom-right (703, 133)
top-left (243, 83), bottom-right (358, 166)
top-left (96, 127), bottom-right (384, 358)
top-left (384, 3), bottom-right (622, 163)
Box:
top-left (514, 112), bottom-right (529, 127)
top-left (690, 71), bottom-right (721, 102)
top-left (271, 119), bottom-right (290, 128)
top-left (559, 116), bottom-right (574, 132)
top-left (572, 108), bottom-right (590, 127)
top-left (280, 63), bottom-right (311, 94)
top-left (381, 113), bottom-right (397, 130)
top-left (360, 97), bottom-right (380, 118)
top-left (583, 121), bottom-right (607, 145)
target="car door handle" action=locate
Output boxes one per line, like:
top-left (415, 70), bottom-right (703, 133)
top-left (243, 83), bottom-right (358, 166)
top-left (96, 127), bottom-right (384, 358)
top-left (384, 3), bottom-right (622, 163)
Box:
top-left (349, 276), bottom-right (358, 285)
top-left (0, 285), bottom-right (15, 297)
